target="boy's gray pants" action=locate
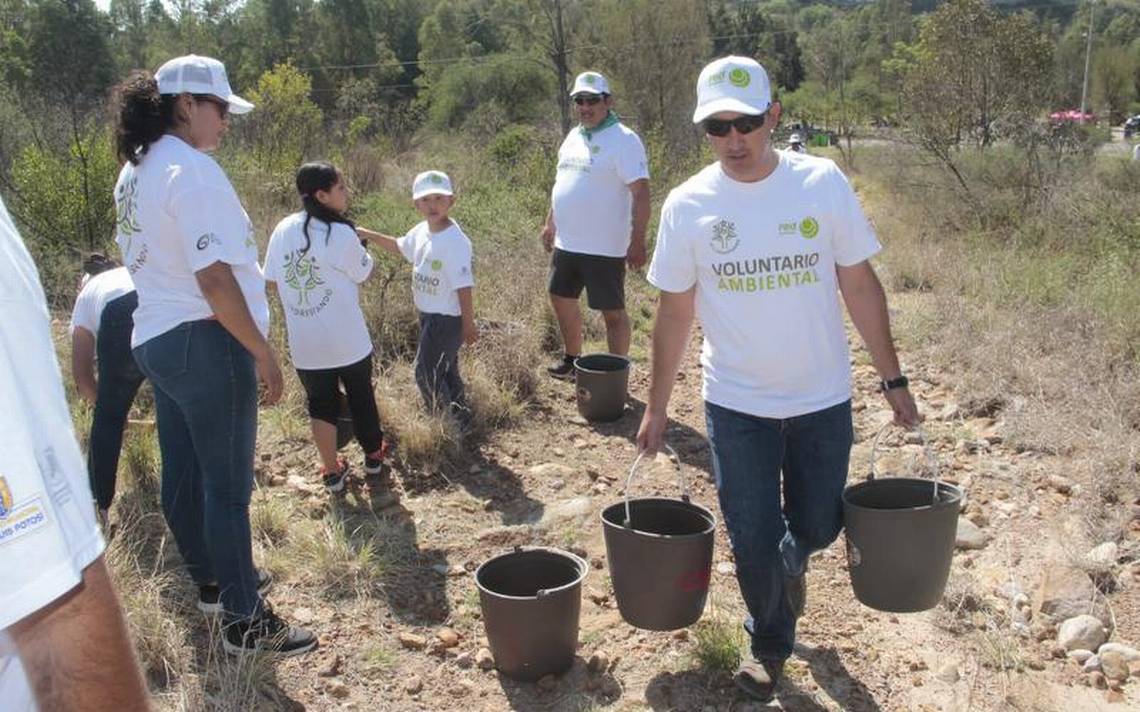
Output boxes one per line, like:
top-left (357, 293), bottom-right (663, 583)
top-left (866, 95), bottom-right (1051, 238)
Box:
top-left (414, 313), bottom-right (466, 412)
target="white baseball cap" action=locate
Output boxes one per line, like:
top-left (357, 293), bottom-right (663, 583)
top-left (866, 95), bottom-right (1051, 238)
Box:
top-left (570, 71), bottom-right (610, 96)
top-left (155, 54), bottom-right (254, 115)
top-left (412, 170), bottom-right (454, 200)
top-left (790, 133), bottom-right (803, 143)
top-left (692, 56), bottom-right (771, 124)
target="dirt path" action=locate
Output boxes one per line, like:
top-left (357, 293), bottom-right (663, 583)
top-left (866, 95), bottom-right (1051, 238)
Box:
top-left (244, 293), bottom-right (1138, 712)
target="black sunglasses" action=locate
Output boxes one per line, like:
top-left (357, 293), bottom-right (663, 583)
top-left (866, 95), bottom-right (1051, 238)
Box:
top-left (704, 114), bottom-right (767, 137)
top-left (193, 94), bottom-right (230, 119)
top-left (573, 94), bottom-right (604, 106)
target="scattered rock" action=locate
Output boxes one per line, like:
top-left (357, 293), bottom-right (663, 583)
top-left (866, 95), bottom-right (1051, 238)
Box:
top-left (455, 651), bottom-right (473, 668)
top-left (716, 561), bottom-right (736, 576)
top-left (327, 681), bottom-right (350, 699)
top-left (399, 632), bottom-right (428, 651)
top-left (1099, 643), bottom-right (1140, 662)
top-left (1059, 615), bottom-right (1108, 652)
top-left (437, 628), bottom-right (460, 648)
top-left (1101, 651), bottom-right (1130, 682)
top-left (585, 587), bottom-right (609, 606)
top-left (529, 463), bottom-right (576, 479)
top-left (1047, 475), bottom-right (1073, 494)
top-left (936, 662), bottom-right (960, 684)
top-left (1089, 671), bottom-right (1108, 689)
top-left (1035, 566), bottom-right (1096, 621)
top-left (404, 675), bottom-right (424, 694)
top-left (590, 556), bottom-right (605, 570)
top-left (1087, 542), bottom-right (1119, 570)
top-left (1068, 649), bottom-right (1095, 664)
top-left (476, 647), bottom-right (495, 670)
top-left (955, 517), bottom-right (990, 550)
top-left (293, 607), bottom-right (315, 625)
top-left (318, 654), bottom-right (342, 677)
top-left (537, 674), bottom-right (558, 692)
top-left (450, 681), bottom-right (473, 697)
top-left (588, 651), bottom-right (610, 673)
top-left (549, 478), bottom-right (565, 491)
top-left (431, 564), bottom-right (450, 575)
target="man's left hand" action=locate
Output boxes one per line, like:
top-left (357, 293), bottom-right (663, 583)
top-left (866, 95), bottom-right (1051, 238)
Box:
top-left (885, 387), bottom-right (922, 428)
top-left (627, 240), bottom-right (647, 270)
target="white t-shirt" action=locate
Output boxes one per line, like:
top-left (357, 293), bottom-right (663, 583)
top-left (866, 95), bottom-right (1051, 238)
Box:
top-left (69, 266), bottom-right (135, 337)
top-left (113, 134), bottom-right (269, 348)
top-left (264, 212), bottom-right (374, 370)
top-left (647, 152), bottom-right (882, 419)
top-left (551, 120), bottom-right (649, 258)
top-left (0, 197), bottom-right (106, 711)
top-left (397, 221), bottom-right (474, 317)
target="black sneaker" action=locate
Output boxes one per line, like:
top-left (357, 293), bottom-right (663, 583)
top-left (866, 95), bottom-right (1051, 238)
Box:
top-left (547, 356), bottom-right (576, 380)
top-left (197, 568), bottom-right (273, 615)
top-left (322, 458), bottom-right (349, 493)
top-left (734, 658), bottom-right (784, 701)
top-left (223, 605), bottom-right (318, 658)
top-left (363, 440), bottom-right (391, 475)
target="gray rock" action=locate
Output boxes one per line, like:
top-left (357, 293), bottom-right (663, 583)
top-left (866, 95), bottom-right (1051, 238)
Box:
top-left (1082, 655), bottom-right (1101, 672)
top-left (1058, 615), bottom-right (1108, 652)
top-left (1100, 651), bottom-right (1130, 682)
top-left (1035, 566), bottom-right (1096, 621)
top-left (528, 463), bottom-right (577, 479)
top-left (936, 661), bottom-right (960, 683)
top-left (1067, 649), bottom-right (1095, 664)
top-left (1097, 643), bottom-right (1140, 662)
top-left (1086, 542), bottom-right (1119, 570)
top-left (955, 517), bottom-right (990, 550)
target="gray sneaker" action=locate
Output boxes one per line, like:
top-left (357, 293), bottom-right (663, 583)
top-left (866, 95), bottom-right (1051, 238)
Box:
top-left (734, 658), bottom-right (784, 701)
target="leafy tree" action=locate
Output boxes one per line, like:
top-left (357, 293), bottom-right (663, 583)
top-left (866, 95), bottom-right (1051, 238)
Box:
top-left (239, 62), bottom-right (323, 177)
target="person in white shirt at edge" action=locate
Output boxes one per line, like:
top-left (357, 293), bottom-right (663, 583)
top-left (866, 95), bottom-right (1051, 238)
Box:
top-left (539, 70), bottom-right (651, 379)
top-left (0, 195), bottom-right (150, 711)
top-left (357, 171), bottom-right (478, 421)
top-left (635, 56), bottom-right (921, 702)
top-left (264, 162), bottom-right (391, 494)
top-left (110, 54), bottom-right (315, 656)
top-left (69, 255), bottom-right (144, 529)
top-left (787, 132), bottom-right (806, 153)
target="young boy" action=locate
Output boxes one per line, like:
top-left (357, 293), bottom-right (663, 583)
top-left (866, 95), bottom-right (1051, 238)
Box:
top-left (358, 171), bottom-right (478, 419)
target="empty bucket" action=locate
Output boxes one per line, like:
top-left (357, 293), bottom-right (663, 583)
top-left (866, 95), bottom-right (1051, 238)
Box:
top-left (475, 547), bottom-right (587, 681)
top-left (575, 354), bottom-right (630, 422)
top-left (843, 425), bottom-right (963, 613)
top-left (602, 445), bottom-right (715, 630)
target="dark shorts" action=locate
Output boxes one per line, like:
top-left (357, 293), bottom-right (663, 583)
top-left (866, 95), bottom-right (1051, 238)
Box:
top-left (548, 248), bottom-right (626, 311)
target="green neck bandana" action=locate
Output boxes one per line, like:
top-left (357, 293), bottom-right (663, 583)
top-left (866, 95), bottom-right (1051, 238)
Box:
top-left (579, 111), bottom-right (620, 140)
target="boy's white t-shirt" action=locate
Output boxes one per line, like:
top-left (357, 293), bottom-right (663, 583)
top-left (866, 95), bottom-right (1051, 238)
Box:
top-left (263, 212), bottom-right (374, 370)
top-left (0, 197), bottom-right (105, 711)
top-left (69, 267), bottom-right (135, 337)
top-left (551, 121), bottom-right (649, 258)
top-left (113, 134), bottom-right (269, 348)
top-left (647, 152), bottom-right (882, 419)
top-left (396, 221), bottom-right (474, 317)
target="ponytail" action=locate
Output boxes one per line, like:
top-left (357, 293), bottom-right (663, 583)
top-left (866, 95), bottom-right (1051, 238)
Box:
top-left (295, 162), bottom-right (355, 256)
top-left (111, 71), bottom-right (179, 165)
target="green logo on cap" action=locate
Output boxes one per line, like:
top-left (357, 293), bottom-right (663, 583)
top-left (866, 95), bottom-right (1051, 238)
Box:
top-left (799, 217), bottom-right (819, 239)
top-left (585, 74), bottom-right (597, 85)
top-left (430, 173), bottom-right (443, 184)
top-left (729, 68), bottom-right (751, 88)
top-left (431, 259), bottom-right (442, 271)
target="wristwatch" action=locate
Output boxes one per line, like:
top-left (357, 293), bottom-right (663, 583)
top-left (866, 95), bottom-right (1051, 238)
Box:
top-left (879, 375), bottom-right (909, 392)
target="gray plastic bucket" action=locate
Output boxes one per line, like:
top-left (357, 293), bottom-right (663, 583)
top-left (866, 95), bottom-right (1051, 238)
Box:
top-left (843, 426), bottom-right (963, 613)
top-left (575, 354), bottom-right (630, 422)
top-left (601, 446), bottom-right (715, 630)
top-left (475, 547), bottom-right (587, 681)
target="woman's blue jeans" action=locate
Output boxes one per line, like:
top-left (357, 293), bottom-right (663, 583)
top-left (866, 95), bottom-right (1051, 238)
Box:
top-left (133, 320), bottom-right (261, 619)
top-left (705, 399), bottom-right (853, 662)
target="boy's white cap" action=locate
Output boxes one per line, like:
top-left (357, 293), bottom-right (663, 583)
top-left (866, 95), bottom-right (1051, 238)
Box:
top-left (155, 54), bottom-right (254, 115)
top-left (790, 133), bottom-right (802, 143)
top-left (412, 170), bottom-right (454, 200)
top-left (692, 56), bottom-right (771, 124)
top-left (570, 71), bottom-right (610, 96)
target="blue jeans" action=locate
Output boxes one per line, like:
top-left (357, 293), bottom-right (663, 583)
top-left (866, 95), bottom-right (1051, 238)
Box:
top-left (133, 320), bottom-right (261, 619)
top-left (705, 399), bottom-right (853, 662)
top-left (88, 292), bottom-right (145, 510)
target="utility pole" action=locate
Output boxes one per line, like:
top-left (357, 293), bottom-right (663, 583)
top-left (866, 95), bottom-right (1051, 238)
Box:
top-left (1079, 0), bottom-right (1096, 123)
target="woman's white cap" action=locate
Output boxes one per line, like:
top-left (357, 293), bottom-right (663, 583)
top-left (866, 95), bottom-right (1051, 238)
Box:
top-left (412, 171), bottom-right (454, 200)
top-left (155, 54), bottom-right (254, 115)
top-left (692, 56), bottom-right (771, 124)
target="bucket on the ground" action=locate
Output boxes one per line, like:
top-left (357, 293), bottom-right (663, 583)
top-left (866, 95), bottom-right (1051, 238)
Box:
top-left (602, 445), bottom-right (716, 630)
top-left (575, 353), bottom-right (630, 422)
top-left (475, 546), bottom-right (587, 681)
top-left (335, 389), bottom-right (353, 450)
top-left (843, 425), bottom-right (963, 613)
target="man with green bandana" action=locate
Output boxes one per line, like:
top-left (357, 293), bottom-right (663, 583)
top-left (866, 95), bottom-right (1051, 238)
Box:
top-left (540, 70), bottom-right (650, 378)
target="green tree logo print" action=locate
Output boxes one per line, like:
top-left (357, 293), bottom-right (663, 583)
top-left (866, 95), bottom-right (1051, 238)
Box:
top-left (799, 217), bottom-right (820, 239)
top-left (431, 259), bottom-right (443, 271)
top-left (430, 173), bottom-right (444, 185)
top-left (116, 175), bottom-right (142, 253)
top-left (283, 250), bottom-right (325, 306)
top-left (710, 219), bottom-right (740, 254)
top-left (729, 68), bottom-right (751, 88)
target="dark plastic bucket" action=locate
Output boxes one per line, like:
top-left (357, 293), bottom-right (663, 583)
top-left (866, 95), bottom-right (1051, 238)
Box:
top-left (335, 390), bottom-right (353, 450)
top-left (843, 426), bottom-right (963, 612)
top-left (601, 446), bottom-right (715, 630)
top-left (575, 354), bottom-right (630, 422)
top-left (475, 547), bottom-right (587, 681)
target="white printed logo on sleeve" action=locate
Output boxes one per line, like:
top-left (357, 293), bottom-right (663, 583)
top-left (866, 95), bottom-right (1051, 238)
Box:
top-left (0, 475), bottom-right (49, 547)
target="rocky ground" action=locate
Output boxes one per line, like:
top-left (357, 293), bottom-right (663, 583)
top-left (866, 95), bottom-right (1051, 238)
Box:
top-left (227, 294), bottom-right (1140, 711)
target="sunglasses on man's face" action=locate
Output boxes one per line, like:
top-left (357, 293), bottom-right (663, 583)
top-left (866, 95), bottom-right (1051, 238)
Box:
top-left (573, 94), bottom-right (604, 106)
top-left (704, 114), bottom-right (767, 137)
top-left (193, 94), bottom-right (230, 119)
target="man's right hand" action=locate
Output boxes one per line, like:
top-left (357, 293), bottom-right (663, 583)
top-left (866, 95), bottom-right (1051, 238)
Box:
top-left (540, 224), bottom-right (555, 253)
top-left (636, 409), bottom-right (668, 455)
top-left (255, 348), bottom-right (284, 405)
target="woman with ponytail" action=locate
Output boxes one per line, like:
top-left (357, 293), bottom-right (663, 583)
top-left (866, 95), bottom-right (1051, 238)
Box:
top-left (110, 55), bottom-right (316, 658)
top-left (264, 162), bottom-right (389, 492)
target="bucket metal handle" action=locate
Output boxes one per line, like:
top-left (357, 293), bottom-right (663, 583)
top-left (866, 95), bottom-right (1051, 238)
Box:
top-left (869, 422), bottom-right (942, 504)
top-left (623, 444), bottom-right (684, 528)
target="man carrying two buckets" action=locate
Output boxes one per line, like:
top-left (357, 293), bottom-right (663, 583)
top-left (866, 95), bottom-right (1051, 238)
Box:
top-left (636, 56), bottom-right (921, 702)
